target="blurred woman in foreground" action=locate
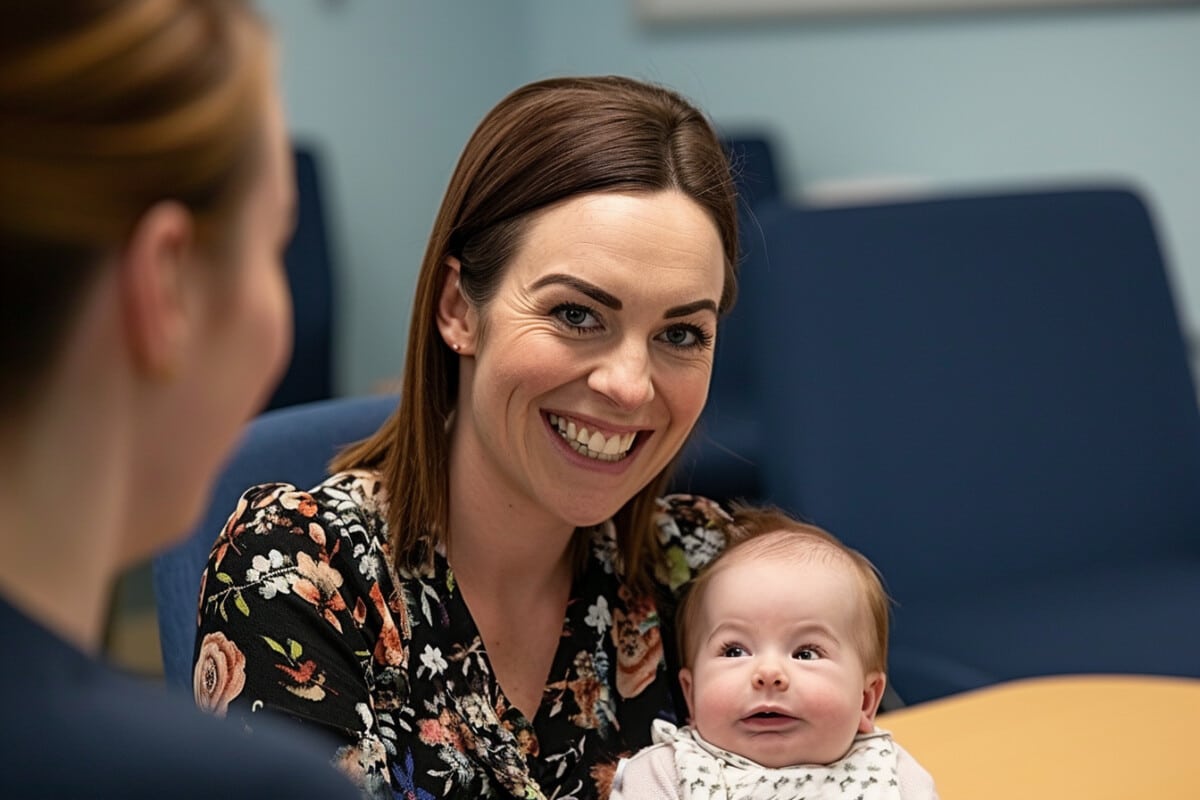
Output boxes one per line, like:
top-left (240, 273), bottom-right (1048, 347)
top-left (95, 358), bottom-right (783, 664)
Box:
top-left (0, 3), bottom-right (355, 796)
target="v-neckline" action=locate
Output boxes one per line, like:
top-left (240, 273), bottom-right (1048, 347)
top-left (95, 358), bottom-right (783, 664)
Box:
top-left (437, 552), bottom-right (579, 730)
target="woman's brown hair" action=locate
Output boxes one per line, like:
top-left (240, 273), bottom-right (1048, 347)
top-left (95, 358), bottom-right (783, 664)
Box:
top-left (0, 0), bottom-right (268, 412)
top-left (332, 75), bottom-right (739, 589)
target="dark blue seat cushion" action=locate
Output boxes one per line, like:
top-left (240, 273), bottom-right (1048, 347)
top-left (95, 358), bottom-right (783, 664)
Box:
top-left (890, 560), bottom-right (1200, 703)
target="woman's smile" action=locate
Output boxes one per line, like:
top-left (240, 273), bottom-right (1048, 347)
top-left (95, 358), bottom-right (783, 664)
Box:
top-left (546, 412), bottom-right (642, 463)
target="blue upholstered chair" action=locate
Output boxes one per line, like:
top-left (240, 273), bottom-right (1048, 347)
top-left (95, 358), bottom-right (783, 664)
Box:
top-left (265, 145), bottom-right (336, 411)
top-left (671, 134), bottom-right (782, 502)
top-left (152, 394), bottom-right (397, 692)
top-left (749, 186), bottom-right (1200, 704)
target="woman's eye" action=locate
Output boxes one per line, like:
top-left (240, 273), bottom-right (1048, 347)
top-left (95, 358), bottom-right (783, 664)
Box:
top-left (721, 645), bottom-right (747, 658)
top-left (552, 304), bottom-right (600, 331)
top-left (658, 323), bottom-right (712, 350)
top-left (794, 647), bottom-right (822, 661)
top-left (663, 327), bottom-right (695, 347)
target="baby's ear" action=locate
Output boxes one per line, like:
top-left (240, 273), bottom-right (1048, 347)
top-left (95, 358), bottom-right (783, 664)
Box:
top-left (678, 668), bottom-right (696, 723)
top-left (858, 671), bottom-right (886, 734)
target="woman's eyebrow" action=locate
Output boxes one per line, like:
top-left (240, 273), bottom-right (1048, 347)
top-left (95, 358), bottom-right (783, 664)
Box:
top-left (530, 273), bottom-right (717, 318)
top-left (665, 299), bottom-right (718, 319)
top-left (530, 273), bottom-right (621, 309)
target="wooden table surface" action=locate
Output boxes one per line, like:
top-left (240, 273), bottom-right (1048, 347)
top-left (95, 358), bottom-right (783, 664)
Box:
top-left (879, 674), bottom-right (1200, 799)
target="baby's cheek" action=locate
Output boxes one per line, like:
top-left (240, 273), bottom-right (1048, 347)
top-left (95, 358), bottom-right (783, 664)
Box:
top-left (797, 677), bottom-right (864, 729)
top-left (691, 673), bottom-right (741, 730)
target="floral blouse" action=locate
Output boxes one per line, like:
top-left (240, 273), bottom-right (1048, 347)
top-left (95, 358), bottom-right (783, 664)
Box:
top-left (193, 469), bottom-right (732, 799)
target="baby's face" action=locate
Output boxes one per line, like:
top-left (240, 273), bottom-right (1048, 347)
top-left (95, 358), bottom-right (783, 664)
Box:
top-left (679, 553), bottom-right (883, 767)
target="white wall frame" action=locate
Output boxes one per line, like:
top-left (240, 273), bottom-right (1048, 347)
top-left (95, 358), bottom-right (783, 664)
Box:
top-left (636, 0), bottom-right (1200, 23)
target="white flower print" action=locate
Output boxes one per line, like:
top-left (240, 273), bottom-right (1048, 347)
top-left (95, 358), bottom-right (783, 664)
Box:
top-left (458, 692), bottom-right (496, 730)
top-left (244, 549), bottom-right (292, 599)
top-left (682, 526), bottom-right (724, 570)
top-left (355, 701), bottom-right (375, 728)
top-left (359, 552), bottom-right (381, 582)
top-left (655, 513), bottom-right (682, 547)
top-left (418, 644), bottom-right (448, 678)
top-left (589, 521), bottom-right (622, 575)
top-left (584, 596), bottom-right (611, 633)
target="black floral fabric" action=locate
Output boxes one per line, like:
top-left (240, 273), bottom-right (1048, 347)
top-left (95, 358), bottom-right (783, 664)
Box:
top-left (193, 469), bottom-right (733, 799)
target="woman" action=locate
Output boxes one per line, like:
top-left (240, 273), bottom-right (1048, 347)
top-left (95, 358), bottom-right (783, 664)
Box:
top-left (0, 2), bottom-right (356, 797)
top-left (195, 75), bottom-right (740, 798)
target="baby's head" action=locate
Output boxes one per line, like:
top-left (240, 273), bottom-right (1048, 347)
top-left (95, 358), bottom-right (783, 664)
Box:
top-left (676, 505), bottom-right (890, 767)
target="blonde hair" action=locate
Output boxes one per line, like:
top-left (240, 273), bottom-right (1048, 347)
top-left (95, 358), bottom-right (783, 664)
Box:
top-left (331, 76), bottom-right (738, 590)
top-left (0, 0), bottom-right (269, 409)
top-left (677, 505), bottom-right (891, 674)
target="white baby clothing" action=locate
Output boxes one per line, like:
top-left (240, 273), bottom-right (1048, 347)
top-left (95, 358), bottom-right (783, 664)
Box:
top-left (610, 720), bottom-right (938, 800)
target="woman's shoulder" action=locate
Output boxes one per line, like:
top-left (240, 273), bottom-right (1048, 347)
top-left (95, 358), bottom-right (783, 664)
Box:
top-left (225, 469), bottom-right (388, 533)
top-left (9, 642), bottom-right (359, 798)
top-left (208, 469), bottom-right (390, 577)
top-left (652, 493), bottom-right (736, 592)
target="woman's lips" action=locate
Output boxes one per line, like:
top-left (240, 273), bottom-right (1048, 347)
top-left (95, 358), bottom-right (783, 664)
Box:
top-left (547, 412), bottom-right (644, 462)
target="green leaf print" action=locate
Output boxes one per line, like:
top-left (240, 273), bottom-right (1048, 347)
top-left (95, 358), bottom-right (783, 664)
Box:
top-left (665, 545), bottom-right (690, 590)
top-left (262, 636), bottom-right (288, 657)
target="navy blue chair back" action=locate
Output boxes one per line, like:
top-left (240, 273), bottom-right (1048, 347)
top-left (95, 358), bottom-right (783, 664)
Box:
top-left (672, 134), bottom-right (782, 501)
top-left (752, 187), bottom-right (1200, 702)
top-left (266, 146), bottom-right (336, 410)
top-left (152, 394), bottom-right (397, 692)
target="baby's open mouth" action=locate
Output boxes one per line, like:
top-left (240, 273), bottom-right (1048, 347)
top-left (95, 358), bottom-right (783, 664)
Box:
top-left (549, 413), bottom-right (638, 462)
top-left (744, 710), bottom-right (795, 722)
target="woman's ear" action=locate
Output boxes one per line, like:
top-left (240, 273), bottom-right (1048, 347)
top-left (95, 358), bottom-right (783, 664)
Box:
top-left (435, 256), bottom-right (475, 355)
top-left (119, 201), bottom-right (195, 380)
top-left (859, 671), bottom-right (887, 734)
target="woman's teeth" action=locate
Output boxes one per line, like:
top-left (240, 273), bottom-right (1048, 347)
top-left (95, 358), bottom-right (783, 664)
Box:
top-left (548, 413), bottom-right (637, 462)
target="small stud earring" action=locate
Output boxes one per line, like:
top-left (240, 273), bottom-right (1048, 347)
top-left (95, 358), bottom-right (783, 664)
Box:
top-left (452, 343), bottom-right (461, 352)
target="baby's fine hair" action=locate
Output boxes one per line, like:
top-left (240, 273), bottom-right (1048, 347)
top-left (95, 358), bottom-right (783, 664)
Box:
top-left (676, 504), bottom-right (891, 674)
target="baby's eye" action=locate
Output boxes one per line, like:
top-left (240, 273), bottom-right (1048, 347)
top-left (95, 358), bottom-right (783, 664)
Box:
top-left (794, 647), bottom-right (822, 661)
top-left (720, 645), bottom-right (747, 658)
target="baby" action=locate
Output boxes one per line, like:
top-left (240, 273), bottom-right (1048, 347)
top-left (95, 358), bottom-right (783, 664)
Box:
top-left (612, 505), bottom-right (937, 799)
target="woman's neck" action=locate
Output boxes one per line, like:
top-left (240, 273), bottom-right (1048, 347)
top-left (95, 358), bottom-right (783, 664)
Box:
top-left (444, 433), bottom-right (578, 604)
top-left (445, 488), bottom-right (577, 604)
top-left (0, 403), bottom-right (129, 653)
top-left (0, 532), bottom-right (115, 653)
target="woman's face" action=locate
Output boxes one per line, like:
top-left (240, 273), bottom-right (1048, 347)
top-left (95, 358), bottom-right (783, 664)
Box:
top-left (450, 190), bottom-right (725, 531)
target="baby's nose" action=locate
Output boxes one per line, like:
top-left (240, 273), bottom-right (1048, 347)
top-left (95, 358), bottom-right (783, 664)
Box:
top-left (753, 665), bottom-right (789, 690)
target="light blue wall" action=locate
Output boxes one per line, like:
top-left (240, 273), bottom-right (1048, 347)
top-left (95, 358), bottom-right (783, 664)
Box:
top-left (256, 0), bottom-right (528, 394)
top-left (260, 1), bottom-right (1200, 394)
top-left (525, 2), bottom-right (1200, 330)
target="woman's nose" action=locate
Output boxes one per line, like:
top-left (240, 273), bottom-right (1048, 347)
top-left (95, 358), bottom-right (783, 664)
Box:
top-left (588, 339), bottom-right (654, 411)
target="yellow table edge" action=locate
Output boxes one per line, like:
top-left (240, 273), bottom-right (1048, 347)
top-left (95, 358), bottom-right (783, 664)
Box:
top-left (878, 674), bottom-right (1200, 799)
